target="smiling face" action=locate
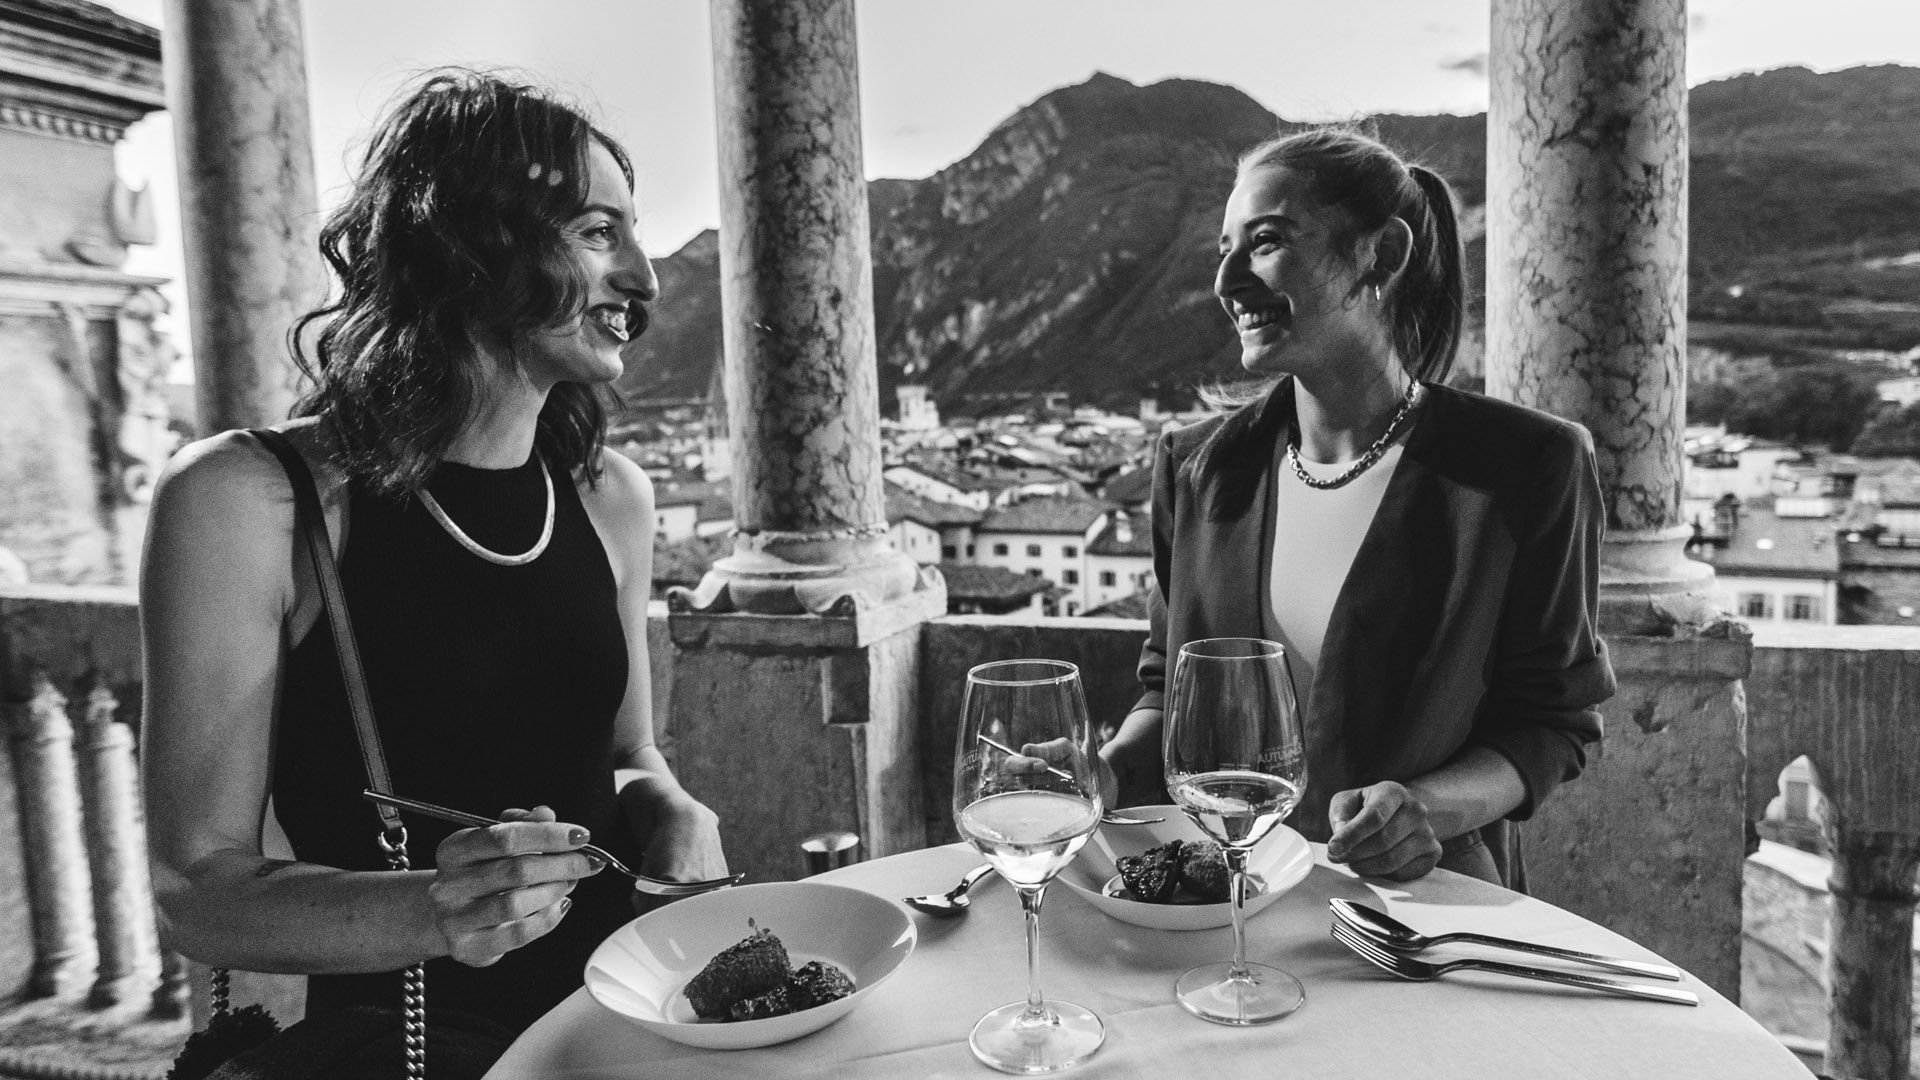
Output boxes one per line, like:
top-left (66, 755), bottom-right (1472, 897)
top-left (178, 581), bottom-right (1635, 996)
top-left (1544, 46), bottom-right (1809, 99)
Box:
top-left (1214, 165), bottom-right (1388, 383)
top-left (518, 139), bottom-right (660, 390)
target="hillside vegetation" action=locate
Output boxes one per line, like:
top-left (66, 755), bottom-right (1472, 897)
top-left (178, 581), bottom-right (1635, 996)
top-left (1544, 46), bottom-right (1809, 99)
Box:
top-left (616, 65), bottom-right (1920, 424)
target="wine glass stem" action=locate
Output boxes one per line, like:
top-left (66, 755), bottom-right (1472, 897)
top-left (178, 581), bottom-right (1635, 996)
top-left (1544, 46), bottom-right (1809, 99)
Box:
top-left (1226, 845), bottom-right (1251, 979)
top-left (1019, 883), bottom-right (1049, 1021)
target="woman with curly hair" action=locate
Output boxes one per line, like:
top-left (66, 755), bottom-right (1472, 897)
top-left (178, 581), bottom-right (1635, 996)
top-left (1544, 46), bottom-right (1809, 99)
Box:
top-left (140, 68), bottom-right (727, 1063)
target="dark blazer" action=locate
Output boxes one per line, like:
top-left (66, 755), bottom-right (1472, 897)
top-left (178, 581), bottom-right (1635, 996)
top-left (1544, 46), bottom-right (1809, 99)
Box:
top-left (1135, 379), bottom-right (1615, 887)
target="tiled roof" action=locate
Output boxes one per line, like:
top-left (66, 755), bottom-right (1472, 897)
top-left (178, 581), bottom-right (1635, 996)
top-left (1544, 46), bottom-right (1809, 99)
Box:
top-left (888, 461), bottom-right (998, 493)
top-left (1701, 508), bottom-right (1840, 579)
top-left (978, 496), bottom-right (1108, 535)
top-left (1101, 467), bottom-right (1154, 506)
top-left (937, 562), bottom-right (1052, 603)
top-left (885, 482), bottom-right (983, 527)
top-left (1085, 591), bottom-right (1150, 618)
top-left (652, 479), bottom-right (733, 522)
top-left (1841, 535), bottom-right (1920, 569)
top-left (1087, 512), bottom-right (1152, 556)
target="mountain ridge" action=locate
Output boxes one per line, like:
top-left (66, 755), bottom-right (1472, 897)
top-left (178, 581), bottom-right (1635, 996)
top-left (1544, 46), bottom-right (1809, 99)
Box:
top-left (616, 64), bottom-right (1920, 417)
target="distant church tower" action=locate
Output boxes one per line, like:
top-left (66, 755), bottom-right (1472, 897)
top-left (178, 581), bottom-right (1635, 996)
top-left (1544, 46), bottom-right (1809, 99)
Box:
top-left (897, 383), bottom-right (939, 431)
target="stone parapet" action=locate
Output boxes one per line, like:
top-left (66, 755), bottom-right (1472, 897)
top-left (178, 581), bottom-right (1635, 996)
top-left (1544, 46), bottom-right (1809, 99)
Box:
top-left (8, 587), bottom-right (1920, 1065)
top-left (1527, 631), bottom-right (1754, 1000)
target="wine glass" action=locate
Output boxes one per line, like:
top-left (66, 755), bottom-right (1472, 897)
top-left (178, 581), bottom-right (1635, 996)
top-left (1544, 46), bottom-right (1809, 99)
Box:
top-left (1163, 637), bottom-right (1308, 1025)
top-left (952, 659), bottom-right (1106, 1074)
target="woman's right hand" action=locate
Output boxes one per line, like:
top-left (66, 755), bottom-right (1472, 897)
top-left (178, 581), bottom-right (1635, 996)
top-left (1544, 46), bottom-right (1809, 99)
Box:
top-left (427, 805), bottom-right (605, 968)
top-left (1097, 708), bottom-right (1166, 809)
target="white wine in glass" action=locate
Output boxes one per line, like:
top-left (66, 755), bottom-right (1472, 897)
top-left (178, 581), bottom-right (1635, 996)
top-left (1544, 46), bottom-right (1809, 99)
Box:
top-left (1164, 637), bottom-right (1308, 1025)
top-left (953, 659), bottom-right (1105, 1074)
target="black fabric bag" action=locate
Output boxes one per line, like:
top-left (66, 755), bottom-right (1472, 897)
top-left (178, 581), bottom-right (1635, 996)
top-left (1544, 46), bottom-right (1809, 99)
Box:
top-left (195, 1006), bottom-right (511, 1080)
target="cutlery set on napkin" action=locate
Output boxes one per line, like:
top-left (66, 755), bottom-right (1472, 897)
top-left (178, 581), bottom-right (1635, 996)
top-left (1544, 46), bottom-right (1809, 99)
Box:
top-left (1327, 897), bottom-right (1698, 1006)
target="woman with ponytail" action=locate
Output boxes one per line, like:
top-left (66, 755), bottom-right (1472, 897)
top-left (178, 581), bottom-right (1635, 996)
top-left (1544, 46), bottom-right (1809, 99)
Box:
top-left (1098, 128), bottom-right (1614, 886)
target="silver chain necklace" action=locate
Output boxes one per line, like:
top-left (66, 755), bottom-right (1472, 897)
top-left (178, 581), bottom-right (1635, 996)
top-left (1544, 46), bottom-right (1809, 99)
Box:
top-left (416, 458), bottom-right (556, 566)
top-left (1285, 380), bottom-right (1422, 491)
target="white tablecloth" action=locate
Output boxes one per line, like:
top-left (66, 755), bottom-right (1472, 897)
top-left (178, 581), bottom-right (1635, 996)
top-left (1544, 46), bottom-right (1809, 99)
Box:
top-left (484, 842), bottom-right (1810, 1079)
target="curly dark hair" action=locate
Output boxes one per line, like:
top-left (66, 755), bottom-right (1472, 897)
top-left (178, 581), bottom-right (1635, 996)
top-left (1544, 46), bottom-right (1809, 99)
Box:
top-left (291, 68), bottom-right (636, 496)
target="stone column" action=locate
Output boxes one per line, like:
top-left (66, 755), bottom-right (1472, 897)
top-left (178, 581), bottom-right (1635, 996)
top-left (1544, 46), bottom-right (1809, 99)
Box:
top-left (7, 673), bottom-right (95, 997)
top-left (1487, 0), bottom-right (1714, 635)
top-left (162, 0), bottom-right (323, 432)
top-left (1489, 0), bottom-right (1757, 1007)
top-left (1824, 825), bottom-right (1920, 1080)
top-left (686, 0), bottom-right (923, 617)
top-left (75, 680), bottom-right (158, 1007)
top-left (669, 0), bottom-right (943, 885)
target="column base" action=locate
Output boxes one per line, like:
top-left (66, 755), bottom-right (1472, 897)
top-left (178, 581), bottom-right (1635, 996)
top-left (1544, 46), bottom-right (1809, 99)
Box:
top-left (1599, 525), bottom-right (1734, 637)
top-left (670, 538), bottom-right (945, 622)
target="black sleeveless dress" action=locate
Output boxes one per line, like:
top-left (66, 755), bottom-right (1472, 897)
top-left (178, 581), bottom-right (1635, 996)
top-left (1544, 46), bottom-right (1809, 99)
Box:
top-left (275, 453), bottom-right (637, 1033)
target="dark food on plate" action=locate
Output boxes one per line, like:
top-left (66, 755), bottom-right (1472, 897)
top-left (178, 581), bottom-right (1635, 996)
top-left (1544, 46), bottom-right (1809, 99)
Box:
top-left (684, 921), bottom-right (789, 1019)
top-left (685, 921), bottom-right (857, 1022)
top-left (1115, 839), bottom-right (1233, 904)
top-left (1178, 841), bottom-right (1232, 901)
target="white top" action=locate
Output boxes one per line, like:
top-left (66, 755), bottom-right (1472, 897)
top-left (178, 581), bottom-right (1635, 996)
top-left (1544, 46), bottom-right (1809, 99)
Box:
top-left (1268, 438), bottom-right (1406, 719)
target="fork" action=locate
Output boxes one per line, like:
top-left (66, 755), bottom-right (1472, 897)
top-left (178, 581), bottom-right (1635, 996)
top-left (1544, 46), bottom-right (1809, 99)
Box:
top-left (362, 789), bottom-right (745, 897)
top-left (974, 735), bottom-right (1163, 826)
top-left (1329, 919), bottom-right (1698, 1006)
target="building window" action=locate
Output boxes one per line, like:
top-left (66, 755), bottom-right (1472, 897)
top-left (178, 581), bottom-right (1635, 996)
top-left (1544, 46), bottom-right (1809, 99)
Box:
top-left (1063, 570), bottom-right (1079, 585)
top-left (1026, 568), bottom-right (1043, 578)
top-left (1026, 543), bottom-right (1042, 557)
top-left (1099, 571), bottom-right (1117, 587)
top-left (1063, 545), bottom-right (1078, 558)
top-left (993, 543), bottom-right (1009, 556)
top-left (942, 545), bottom-right (958, 559)
top-left (967, 544), bottom-right (975, 557)
top-left (1066, 601), bottom-right (1079, 616)
top-left (1787, 594), bottom-right (1822, 622)
top-left (1739, 593), bottom-right (1774, 619)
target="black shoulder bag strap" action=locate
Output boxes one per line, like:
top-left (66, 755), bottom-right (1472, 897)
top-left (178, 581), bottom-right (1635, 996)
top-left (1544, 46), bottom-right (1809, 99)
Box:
top-left (247, 426), bottom-right (429, 1080)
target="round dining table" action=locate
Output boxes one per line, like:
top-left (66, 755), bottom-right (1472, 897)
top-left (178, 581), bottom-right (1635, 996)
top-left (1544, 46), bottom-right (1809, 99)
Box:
top-left (482, 841), bottom-right (1812, 1079)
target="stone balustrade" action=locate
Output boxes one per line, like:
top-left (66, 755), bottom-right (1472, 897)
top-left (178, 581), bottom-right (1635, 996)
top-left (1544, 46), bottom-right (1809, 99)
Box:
top-left (4, 585), bottom-right (1916, 1077)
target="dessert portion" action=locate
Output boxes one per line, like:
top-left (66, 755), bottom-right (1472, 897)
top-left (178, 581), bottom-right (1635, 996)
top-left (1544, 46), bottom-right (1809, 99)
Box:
top-left (1113, 839), bottom-right (1235, 904)
top-left (684, 921), bottom-right (856, 1022)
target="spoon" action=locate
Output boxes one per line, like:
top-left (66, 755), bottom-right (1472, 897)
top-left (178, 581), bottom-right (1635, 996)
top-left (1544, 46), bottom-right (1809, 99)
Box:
top-left (902, 863), bottom-right (997, 916)
top-left (362, 789), bottom-right (746, 897)
top-left (1329, 898), bottom-right (1681, 981)
top-left (973, 734), bottom-right (1163, 826)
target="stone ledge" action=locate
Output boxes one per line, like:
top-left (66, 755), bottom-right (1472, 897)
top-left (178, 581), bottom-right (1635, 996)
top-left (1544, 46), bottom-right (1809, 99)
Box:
top-left (1605, 631), bottom-right (1755, 681)
top-left (668, 585), bottom-right (946, 650)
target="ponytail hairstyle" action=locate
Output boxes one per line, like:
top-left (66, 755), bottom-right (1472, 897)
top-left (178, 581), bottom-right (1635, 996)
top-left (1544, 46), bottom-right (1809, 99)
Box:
top-left (291, 67), bottom-right (633, 497)
top-left (1185, 125), bottom-right (1467, 516)
top-left (1238, 125), bottom-right (1465, 383)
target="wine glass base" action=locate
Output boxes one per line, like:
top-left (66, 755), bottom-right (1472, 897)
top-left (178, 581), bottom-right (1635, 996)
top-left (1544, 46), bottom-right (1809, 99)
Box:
top-left (1175, 961), bottom-right (1305, 1026)
top-left (969, 999), bottom-right (1105, 1074)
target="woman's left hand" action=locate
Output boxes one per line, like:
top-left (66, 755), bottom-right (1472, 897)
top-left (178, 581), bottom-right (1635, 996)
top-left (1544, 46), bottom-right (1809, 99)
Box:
top-left (639, 796), bottom-right (728, 884)
top-left (1326, 781), bottom-right (1443, 881)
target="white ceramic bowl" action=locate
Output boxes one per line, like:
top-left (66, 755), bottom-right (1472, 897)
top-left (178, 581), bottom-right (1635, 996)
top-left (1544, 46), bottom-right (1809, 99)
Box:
top-left (1056, 805), bottom-right (1313, 931)
top-left (584, 881), bottom-right (916, 1050)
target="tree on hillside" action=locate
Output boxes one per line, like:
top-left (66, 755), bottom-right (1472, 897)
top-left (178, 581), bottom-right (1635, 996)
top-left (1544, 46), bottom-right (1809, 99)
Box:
top-left (1852, 401), bottom-right (1920, 458)
top-left (1689, 356), bottom-right (1886, 451)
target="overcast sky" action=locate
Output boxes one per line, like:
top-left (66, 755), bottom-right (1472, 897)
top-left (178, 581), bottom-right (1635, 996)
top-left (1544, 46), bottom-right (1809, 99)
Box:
top-left (96, 0), bottom-right (1920, 365)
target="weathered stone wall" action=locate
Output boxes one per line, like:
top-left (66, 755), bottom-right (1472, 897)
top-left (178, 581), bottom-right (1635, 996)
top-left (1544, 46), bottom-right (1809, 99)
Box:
top-left (0, 313), bottom-right (115, 583)
top-left (0, 130), bottom-right (118, 257)
top-left (1528, 634), bottom-right (1752, 1000)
